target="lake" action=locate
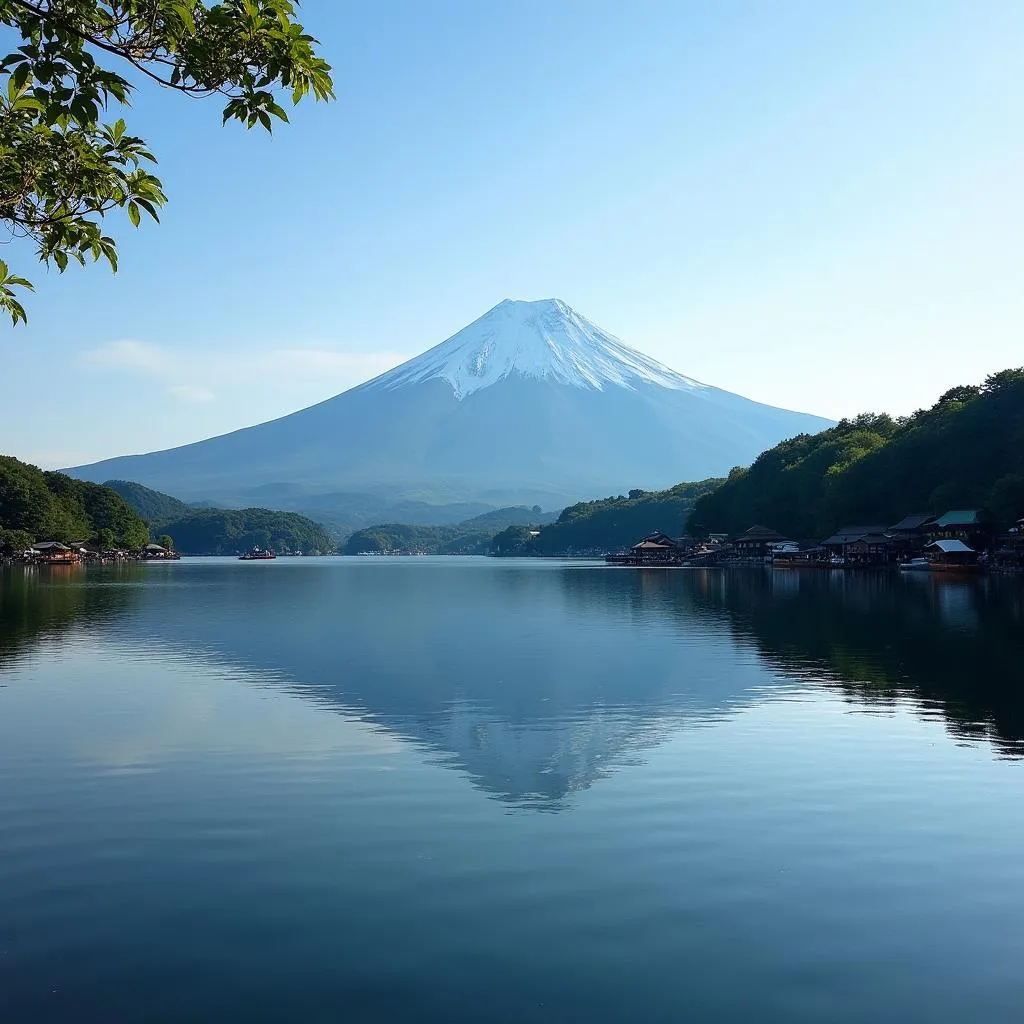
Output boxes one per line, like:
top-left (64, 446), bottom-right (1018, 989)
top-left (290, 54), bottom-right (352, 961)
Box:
top-left (2, 558), bottom-right (1023, 1022)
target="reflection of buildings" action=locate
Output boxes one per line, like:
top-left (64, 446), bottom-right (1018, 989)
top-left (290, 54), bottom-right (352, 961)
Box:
top-left (0, 564), bottom-right (142, 668)
top-left (935, 582), bottom-right (980, 632)
top-left (671, 569), bottom-right (1024, 755)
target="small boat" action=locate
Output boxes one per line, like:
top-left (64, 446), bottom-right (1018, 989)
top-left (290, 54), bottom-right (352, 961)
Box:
top-left (898, 557), bottom-right (931, 571)
top-left (238, 546), bottom-right (276, 561)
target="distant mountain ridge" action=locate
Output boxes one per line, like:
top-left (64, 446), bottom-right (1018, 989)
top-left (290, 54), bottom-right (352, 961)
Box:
top-left (66, 299), bottom-right (834, 510)
top-left (343, 505), bottom-right (560, 555)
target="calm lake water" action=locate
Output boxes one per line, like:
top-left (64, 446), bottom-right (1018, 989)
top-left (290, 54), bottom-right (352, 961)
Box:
top-left (2, 558), bottom-right (1023, 1022)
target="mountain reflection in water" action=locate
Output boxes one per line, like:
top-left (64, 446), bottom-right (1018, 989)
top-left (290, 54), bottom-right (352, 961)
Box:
top-left (2, 561), bottom-right (1022, 807)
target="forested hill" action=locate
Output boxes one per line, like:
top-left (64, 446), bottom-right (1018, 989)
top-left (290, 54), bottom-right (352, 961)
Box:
top-left (103, 479), bottom-right (192, 525)
top-left (103, 478), bottom-right (336, 554)
top-left (158, 508), bottom-right (335, 556)
top-left (459, 506), bottom-right (560, 531)
top-left (0, 456), bottom-right (149, 550)
top-left (342, 507), bottom-right (561, 555)
top-left (493, 480), bottom-right (723, 556)
top-left (688, 369), bottom-right (1024, 538)
top-left (344, 523), bottom-right (492, 555)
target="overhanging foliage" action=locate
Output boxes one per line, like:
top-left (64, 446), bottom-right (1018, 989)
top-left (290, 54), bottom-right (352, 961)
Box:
top-left (0, 0), bottom-right (333, 323)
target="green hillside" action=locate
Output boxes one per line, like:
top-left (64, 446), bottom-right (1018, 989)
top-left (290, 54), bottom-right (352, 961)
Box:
top-left (159, 508), bottom-right (335, 555)
top-left (342, 507), bottom-right (560, 555)
top-left (492, 480), bottom-right (723, 556)
top-left (0, 456), bottom-right (149, 550)
top-left (688, 369), bottom-right (1024, 538)
top-left (102, 478), bottom-right (337, 554)
top-left (459, 506), bottom-right (559, 531)
top-left (103, 479), bottom-right (192, 525)
top-left (344, 523), bottom-right (492, 555)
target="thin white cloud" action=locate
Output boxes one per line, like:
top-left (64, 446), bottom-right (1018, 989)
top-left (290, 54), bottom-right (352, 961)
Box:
top-left (259, 348), bottom-right (406, 385)
top-left (78, 339), bottom-right (408, 402)
top-left (81, 339), bottom-right (167, 375)
top-left (167, 384), bottom-right (216, 404)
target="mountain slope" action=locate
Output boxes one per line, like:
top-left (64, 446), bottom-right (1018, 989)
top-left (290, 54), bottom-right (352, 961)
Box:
top-left (66, 299), bottom-right (833, 507)
top-left (103, 479), bottom-right (192, 525)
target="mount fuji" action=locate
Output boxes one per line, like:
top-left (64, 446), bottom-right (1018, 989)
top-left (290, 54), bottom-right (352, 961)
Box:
top-left (67, 299), bottom-right (833, 511)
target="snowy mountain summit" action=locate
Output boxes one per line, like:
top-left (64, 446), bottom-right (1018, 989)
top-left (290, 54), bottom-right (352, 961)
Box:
top-left (371, 298), bottom-right (706, 399)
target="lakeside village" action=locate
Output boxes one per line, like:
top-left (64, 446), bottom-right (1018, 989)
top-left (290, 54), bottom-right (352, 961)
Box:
top-left (3, 541), bottom-right (182, 566)
top-left (2, 543), bottom-right (315, 566)
top-left (608, 509), bottom-right (1024, 574)
top-left (6, 508), bottom-right (1023, 574)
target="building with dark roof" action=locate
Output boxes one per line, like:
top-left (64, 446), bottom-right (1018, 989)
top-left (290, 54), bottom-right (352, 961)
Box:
top-left (604, 532), bottom-right (691, 566)
top-left (927, 510), bottom-right (995, 548)
top-left (820, 526), bottom-right (895, 565)
top-left (731, 525), bottom-right (790, 558)
top-left (888, 513), bottom-right (934, 534)
top-left (886, 514), bottom-right (936, 556)
top-left (820, 525), bottom-right (889, 547)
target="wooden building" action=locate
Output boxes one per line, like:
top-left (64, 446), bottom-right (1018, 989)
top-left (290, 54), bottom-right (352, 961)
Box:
top-left (31, 541), bottom-right (79, 564)
top-left (993, 518), bottom-right (1024, 570)
top-left (770, 541), bottom-right (825, 567)
top-left (820, 525), bottom-right (893, 565)
top-left (844, 533), bottom-right (895, 565)
top-left (925, 538), bottom-right (980, 572)
top-left (927, 510), bottom-right (995, 550)
top-left (731, 525), bottom-right (789, 559)
top-left (887, 514), bottom-right (934, 556)
top-left (607, 532), bottom-right (691, 566)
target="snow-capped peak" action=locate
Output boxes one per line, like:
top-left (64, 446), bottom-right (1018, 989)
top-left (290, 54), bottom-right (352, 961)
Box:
top-left (365, 298), bottom-right (707, 399)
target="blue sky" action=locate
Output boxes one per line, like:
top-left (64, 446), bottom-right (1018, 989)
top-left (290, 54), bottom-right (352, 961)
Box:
top-left (3, 1), bottom-right (1023, 468)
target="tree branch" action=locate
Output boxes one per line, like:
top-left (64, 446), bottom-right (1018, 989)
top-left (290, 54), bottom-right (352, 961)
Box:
top-left (8, 0), bottom-right (225, 95)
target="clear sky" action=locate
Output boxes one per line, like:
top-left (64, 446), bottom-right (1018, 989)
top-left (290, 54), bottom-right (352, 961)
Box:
top-left (3, 0), bottom-right (1023, 468)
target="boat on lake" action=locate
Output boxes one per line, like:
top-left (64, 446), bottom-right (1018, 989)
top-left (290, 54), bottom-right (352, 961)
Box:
top-left (239, 547), bottom-right (276, 561)
top-left (898, 557), bottom-right (931, 571)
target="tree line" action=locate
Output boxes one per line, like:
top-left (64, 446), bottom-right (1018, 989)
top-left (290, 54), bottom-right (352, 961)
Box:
top-left (492, 480), bottom-right (723, 556)
top-left (0, 455), bottom-right (149, 550)
top-left (101, 479), bottom-right (335, 554)
top-left (687, 369), bottom-right (1024, 538)
top-left (344, 523), bottom-right (493, 556)
top-left (143, 507), bottom-right (335, 556)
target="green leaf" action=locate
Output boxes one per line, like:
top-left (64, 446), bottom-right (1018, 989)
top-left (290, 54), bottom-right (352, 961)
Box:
top-left (0, 0), bottom-right (334, 324)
